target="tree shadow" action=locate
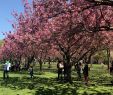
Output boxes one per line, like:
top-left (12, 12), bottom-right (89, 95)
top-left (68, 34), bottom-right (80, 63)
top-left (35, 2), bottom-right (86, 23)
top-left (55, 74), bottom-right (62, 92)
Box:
top-left (0, 76), bottom-right (62, 90)
top-left (0, 77), bottom-right (31, 90)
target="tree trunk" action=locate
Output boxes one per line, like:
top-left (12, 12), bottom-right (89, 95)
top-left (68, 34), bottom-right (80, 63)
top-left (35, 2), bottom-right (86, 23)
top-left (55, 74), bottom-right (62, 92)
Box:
top-left (63, 54), bottom-right (72, 83)
top-left (66, 64), bottom-right (72, 83)
top-left (48, 57), bottom-right (51, 68)
top-left (90, 56), bottom-right (93, 67)
top-left (107, 48), bottom-right (110, 70)
top-left (39, 60), bottom-right (42, 71)
top-left (27, 55), bottom-right (35, 70)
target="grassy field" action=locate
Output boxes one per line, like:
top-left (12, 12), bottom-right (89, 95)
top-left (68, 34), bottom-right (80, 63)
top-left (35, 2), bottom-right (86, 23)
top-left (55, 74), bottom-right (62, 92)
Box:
top-left (0, 63), bottom-right (113, 95)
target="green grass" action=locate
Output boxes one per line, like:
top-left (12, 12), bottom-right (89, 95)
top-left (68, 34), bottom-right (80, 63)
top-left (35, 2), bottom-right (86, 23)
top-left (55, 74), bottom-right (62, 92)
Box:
top-left (0, 63), bottom-right (113, 95)
top-left (0, 87), bottom-right (35, 95)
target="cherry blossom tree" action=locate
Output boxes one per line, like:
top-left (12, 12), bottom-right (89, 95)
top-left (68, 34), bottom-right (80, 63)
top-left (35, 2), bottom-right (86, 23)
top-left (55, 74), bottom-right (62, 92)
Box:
top-left (1, 0), bottom-right (113, 82)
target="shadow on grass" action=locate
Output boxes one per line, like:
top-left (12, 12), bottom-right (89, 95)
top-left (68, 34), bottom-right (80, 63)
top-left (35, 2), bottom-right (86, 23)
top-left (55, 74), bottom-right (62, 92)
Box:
top-left (0, 76), bottom-right (112, 95)
top-left (0, 76), bottom-right (63, 90)
top-left (0, 77), bottom-right (31, 89)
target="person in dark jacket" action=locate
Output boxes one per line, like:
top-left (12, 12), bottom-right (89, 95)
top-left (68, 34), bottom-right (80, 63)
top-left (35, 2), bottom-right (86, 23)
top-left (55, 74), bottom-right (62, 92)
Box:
top-left (75, 62), bottom-right (82, 80)
top-left (83, 63), bottom-right (89, 85)
top-left (29, 66), bottom-right (34, 78)
top-left (110, 61), bottom-right (113, 75)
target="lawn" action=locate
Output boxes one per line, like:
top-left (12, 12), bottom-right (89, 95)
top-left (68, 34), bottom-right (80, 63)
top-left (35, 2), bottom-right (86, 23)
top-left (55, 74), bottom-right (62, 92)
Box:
top-left (0, 63), bottom-right (113, 95)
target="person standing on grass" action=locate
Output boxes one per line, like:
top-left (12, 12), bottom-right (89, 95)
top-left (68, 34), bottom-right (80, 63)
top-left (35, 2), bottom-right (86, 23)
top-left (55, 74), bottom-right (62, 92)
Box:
top-left (3, 62), bottom-right (7, 79)
top-left (101, 62), bottom-right (104, 69)
top-left (29, 66), bottom-right (34, 78)
top-left (110, 61), bottom-right (113, 75)
top-left (75, 62), bottom-right (82, 80)
top-left (110, 61), bottom-right (113, 84)
top-left (3, 61), bottom-right (11, 79)
top-left (83, 63), bottom-right (89, 85)
top-left (57, 60), bottom-right (64, 80)
top-left (6, 61), bottom-right (11, 78)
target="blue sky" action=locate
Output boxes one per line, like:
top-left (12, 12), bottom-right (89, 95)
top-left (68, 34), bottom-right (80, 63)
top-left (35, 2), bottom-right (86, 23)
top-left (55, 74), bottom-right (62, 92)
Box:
top-left (0, 0), bottom-right (31, 39)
